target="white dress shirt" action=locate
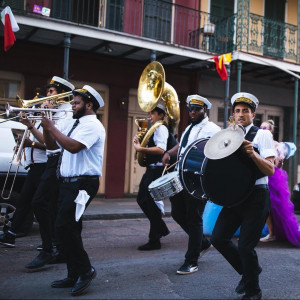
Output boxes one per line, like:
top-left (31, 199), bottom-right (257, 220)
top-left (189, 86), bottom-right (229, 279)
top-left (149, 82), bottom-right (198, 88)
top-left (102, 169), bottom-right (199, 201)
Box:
top-left (46, 102), bottom-right (74, 156)
top-left (245, 123), bottom-right (276, 185)
top-left (24, 121), bottom-right (47, 167)
top-left (59, 115), bottom-right (106, 177)
top-left (149, 124), bottom-right (169, 167)
top-left (179, 117), bottom-right (221, 156)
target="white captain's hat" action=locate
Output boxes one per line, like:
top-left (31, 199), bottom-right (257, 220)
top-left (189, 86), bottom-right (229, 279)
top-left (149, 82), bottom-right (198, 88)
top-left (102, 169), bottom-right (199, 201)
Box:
top-left (186, 94), bottom-right (212, 109)
top-left (47, 76), bottom-right (75, 92)
top-left (231, 92), bottom-right (259, 111)
top-left (156, 99), bottom-right (166, 113)
top-left (72, 85), bottom-right (104, 108)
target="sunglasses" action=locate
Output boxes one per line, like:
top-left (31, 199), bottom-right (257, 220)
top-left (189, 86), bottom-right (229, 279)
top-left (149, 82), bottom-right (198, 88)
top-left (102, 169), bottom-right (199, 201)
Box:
top-left (188, 106), bottom-right (204, 112)
top-left (259, 126), bottom-right (268, 130)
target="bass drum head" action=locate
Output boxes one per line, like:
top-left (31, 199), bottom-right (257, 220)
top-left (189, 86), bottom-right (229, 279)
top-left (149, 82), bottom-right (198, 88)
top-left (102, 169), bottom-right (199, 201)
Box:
top-left (202, 149), bottom-right (256, 207)
top-left (179, 138), bottom-right (209, 199)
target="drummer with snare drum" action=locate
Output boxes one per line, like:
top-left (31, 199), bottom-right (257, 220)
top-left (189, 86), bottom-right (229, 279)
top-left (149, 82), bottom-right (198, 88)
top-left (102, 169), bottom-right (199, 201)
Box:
top-left (210, 92), bottom-right (276, 300)
top-left (162, 94), bottom-right (220, 275)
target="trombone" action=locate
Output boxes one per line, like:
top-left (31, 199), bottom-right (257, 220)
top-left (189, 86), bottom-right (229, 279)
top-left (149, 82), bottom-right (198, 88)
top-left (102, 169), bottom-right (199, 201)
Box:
top-left (17, 91), bottom-right (73, 108)
top-left (6, 103), bottom-right (72, 120)
top-left (1, 128), bottom-right (28, 200)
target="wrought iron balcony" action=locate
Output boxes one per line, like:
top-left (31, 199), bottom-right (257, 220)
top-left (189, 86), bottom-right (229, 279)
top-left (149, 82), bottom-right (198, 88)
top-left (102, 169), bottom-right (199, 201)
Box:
top-left (1, 0), bottom-right (299, 64)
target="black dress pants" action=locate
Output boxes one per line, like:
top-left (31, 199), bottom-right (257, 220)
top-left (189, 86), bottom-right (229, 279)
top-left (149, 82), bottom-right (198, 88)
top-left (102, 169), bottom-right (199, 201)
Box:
top-left (11, 163), bottom-right (47, 233)
top-left (210, 186), bottom-right (270, 294)
top-left (32, 155), bottom-right (60, 252)
top-left (55, 177), bottom-right (99, 278)
top-left (170, 189), bottom-right (210, 265)
top-left (137, 167), bottom-right (169, 242)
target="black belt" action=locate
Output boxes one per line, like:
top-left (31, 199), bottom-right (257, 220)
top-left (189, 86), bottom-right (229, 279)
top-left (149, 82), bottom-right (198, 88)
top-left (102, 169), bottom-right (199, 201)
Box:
top-left (254, 184), bottom-right (268, 190)
top-left (60, 175), bottom-right (99, 183)
top-left (146, 166), bottom-right (164, 170)
top-left (47, 153), bottom-right (60, 158)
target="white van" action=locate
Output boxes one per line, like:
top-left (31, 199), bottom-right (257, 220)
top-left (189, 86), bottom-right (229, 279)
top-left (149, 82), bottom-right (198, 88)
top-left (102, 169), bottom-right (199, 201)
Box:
top-left (0, 120), bottom-right (30, 233)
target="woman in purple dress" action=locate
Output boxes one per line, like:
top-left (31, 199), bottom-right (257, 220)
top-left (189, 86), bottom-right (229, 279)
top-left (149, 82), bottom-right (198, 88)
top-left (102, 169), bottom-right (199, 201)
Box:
top-left (259, 120), bottom-right (300, 247)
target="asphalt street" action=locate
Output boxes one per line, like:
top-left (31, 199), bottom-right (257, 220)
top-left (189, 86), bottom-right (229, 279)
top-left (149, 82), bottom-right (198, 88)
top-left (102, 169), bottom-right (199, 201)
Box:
top-left (0, 216), bottom-right (300, 300)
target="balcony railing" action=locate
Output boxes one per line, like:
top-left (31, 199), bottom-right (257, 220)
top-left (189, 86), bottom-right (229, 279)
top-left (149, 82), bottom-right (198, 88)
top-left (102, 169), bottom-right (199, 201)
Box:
top-left (1, 0), bottom-right (299, 64)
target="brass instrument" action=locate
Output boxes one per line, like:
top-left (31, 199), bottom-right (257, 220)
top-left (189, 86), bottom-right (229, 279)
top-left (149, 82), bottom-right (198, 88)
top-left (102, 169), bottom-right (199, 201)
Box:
top-left (6, 103), bottom-right (72, 120)
top-left (1, 128), bottom-right (28, 200)
top-left (16, 91), bottom-right (73, 108)
top-left (135, 61), bottom-right (180, 167)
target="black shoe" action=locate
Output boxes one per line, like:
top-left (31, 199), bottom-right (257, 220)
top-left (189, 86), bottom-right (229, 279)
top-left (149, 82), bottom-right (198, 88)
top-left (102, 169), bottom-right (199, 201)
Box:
top-left (0, 231), bottom-right (15, 248)
top-left (199, 244), bottom-right (213, 258)
top-left (242, 291), bottom-right (262, 300)
top-left (235, 265), bottom-right (263, 294)
top-left (138, 240), bottom-right (161, 251)
top-left (51, 277), bottom-right (77, 288)
top-left (25, 251), bottom-right (55, 269)
top-left (176, 262), bottom-right (198, 275)
top-left (71, 267), bottom-right (96, 296)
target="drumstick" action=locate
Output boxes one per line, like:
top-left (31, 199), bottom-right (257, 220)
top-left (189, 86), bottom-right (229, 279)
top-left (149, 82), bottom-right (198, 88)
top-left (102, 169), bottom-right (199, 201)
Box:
top-left (162, 165), bottom-right (168, 176)
top-left (165, 160), bottom-right (179, 172)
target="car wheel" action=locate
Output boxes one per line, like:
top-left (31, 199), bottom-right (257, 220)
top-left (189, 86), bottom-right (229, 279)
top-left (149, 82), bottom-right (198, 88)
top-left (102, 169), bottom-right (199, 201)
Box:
top-left (0, 190), bottom-right (34, 235)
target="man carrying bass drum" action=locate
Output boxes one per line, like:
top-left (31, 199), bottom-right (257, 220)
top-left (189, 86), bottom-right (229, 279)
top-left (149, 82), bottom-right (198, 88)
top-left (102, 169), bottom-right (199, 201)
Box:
top-left (162, 95), bottom-right (220, 275)
top-left (210, 92), bottom-right (276, 300)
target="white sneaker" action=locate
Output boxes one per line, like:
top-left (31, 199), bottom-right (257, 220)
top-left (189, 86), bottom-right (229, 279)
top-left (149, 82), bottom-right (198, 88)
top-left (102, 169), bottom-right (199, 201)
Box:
top-left (260, 234), bottom-right (276, 242)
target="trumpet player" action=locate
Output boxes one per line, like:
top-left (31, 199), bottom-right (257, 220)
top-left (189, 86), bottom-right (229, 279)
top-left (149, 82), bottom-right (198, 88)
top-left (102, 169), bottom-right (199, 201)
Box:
top-left (133, 100), bottom-right (175, 251)
top-left (24, 76), bottom-right (75, 269)
top-left (0, 99), bottom-right (47, 247)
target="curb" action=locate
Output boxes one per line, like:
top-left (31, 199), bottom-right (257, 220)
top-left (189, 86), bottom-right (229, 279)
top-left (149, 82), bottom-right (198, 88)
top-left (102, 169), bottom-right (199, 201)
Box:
top-left (82, 212), bottom-right (172, 221)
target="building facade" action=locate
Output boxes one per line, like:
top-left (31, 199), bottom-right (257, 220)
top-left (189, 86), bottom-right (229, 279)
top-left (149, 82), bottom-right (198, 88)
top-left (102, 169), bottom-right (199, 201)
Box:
top-left (0, 0), bottom-right (299, 197)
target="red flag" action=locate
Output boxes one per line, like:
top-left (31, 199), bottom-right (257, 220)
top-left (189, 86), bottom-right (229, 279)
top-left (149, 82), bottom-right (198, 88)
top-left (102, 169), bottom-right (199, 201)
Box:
top-left (213, 55), bottom-right (228, 81)
top-left (1, 6), bottom-right (19, 52)
top-left (3, 13), bottom-right (16, 51)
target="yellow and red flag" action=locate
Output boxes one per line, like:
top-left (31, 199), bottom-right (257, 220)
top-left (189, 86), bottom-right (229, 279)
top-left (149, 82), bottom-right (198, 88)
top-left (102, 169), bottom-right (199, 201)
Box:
top-left (213, 53), bottom-right (232, 81)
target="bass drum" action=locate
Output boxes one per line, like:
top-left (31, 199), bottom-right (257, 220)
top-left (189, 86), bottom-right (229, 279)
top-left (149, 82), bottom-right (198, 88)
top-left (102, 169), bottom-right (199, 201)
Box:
top-left (202, 148), bottom-right (256, 207)
top-left (178, 138), bottom-right (209, 199)
top-left (179, 138), bottom-right (257, 207)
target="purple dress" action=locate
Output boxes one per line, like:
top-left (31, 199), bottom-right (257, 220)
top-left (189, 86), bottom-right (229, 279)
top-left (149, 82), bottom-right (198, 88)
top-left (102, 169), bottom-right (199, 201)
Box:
top-left (268, 167), bottom-right (300, 247)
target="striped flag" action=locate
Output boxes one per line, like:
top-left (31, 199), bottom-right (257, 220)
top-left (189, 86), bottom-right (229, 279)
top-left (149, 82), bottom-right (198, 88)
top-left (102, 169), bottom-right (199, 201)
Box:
top-left (213, 53), bottom-right (232, 81)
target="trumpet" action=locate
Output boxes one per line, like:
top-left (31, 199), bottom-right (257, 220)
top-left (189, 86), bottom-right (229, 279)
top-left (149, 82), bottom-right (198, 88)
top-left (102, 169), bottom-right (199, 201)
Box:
top-left (17, 91), bottom-right (73, 108)
top-left (1, 128), bottom-right (28, 200)
top-left (6, 103), bottom-right (72, 120)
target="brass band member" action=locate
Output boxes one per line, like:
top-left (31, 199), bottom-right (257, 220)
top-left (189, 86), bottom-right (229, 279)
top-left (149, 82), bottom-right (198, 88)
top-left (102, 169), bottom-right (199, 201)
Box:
top-left (0, 101), bottom-right (47, 247)
top-left (210, 93), bottom-right (276, 300)
top-left (162, 95), bottom-right (220, 274)
top-left (133, 100), bottom-right (172, 250)
top-left (42, 85), bottom-right (105, 296)
top-left (25, 76), bottom-right (75, 269)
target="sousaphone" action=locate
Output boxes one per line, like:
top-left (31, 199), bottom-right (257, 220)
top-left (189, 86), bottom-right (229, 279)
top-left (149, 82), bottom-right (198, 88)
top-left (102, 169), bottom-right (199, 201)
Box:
top-left (136, 61), bottom-right (180, 166)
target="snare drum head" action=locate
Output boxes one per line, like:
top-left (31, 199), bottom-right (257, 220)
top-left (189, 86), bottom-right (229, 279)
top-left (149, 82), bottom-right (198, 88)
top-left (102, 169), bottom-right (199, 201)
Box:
top-left (203, 149), bottom-right (256, 207)
top-left (179, 139), bottom-right (209, 199)
top-left (148, 171), bottom-right (178, 189)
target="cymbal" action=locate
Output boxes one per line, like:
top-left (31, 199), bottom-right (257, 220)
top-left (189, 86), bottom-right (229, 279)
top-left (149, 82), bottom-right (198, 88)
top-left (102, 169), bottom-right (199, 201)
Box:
top-left (204, 126), bottom-right (244, 160)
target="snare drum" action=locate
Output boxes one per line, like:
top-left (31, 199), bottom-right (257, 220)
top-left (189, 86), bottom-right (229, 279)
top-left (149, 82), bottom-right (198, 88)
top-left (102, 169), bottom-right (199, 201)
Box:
top-left (148, 171), bottom-right (183, 201)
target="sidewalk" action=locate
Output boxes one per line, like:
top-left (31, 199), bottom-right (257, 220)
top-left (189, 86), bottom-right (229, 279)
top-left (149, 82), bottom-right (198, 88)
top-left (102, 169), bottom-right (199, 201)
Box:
top-left (84, 196), bottom-right (300, 224)
top-left (83, 196), bottom-right (171, 220)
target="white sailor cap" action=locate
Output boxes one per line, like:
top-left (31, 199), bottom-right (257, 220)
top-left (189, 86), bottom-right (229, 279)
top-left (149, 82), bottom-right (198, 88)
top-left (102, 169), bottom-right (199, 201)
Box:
top-left (47, 76), bottom-right (75, 92)
top-left (156, 99), bottom-right (166, 113)
top-left (231, 92), bottom-right (259, 111)
top-left (72, 85), bottom-right (104, 108)
top-left (284, 142), bottom-right (297, 159)
top-left (186, 94), bottom-right (212, 109)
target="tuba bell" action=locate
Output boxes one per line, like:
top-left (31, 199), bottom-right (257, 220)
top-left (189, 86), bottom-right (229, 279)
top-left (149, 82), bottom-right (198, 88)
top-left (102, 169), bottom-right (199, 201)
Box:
top-left (136, 61), bottom-right (180, 167)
